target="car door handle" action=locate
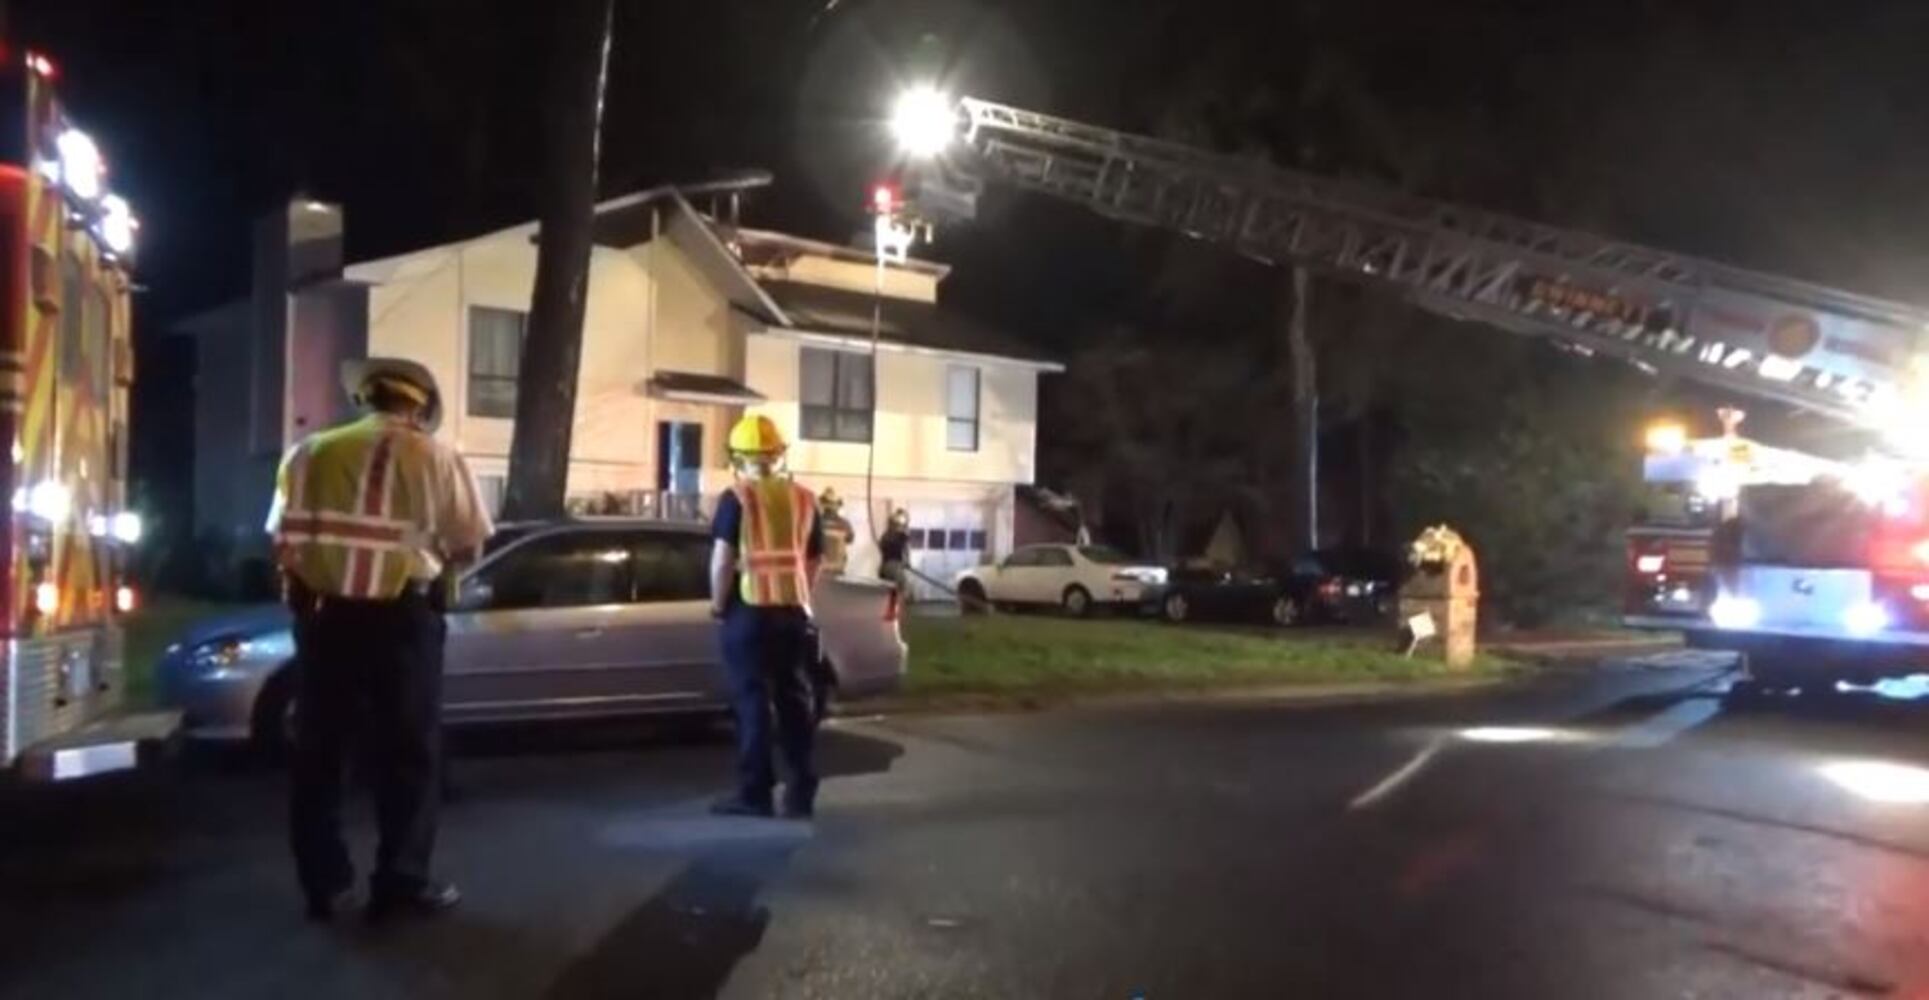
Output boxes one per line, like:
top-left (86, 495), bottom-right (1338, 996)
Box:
top-left (574, 628), bottom-right (605, 640)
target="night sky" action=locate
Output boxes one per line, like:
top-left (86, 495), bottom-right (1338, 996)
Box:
top-left (14, 0), bottom-right (1929, 545)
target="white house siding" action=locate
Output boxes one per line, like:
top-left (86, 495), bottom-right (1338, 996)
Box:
top-left (355, 232), bottom-right (750, 505)
top-left (741, 331), bottom-right (1039, 596)
top-left (741, 334), bottom-right (1039, 486)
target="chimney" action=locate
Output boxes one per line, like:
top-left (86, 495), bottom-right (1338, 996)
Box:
top-left (248, 197), bottom-right (347, 455)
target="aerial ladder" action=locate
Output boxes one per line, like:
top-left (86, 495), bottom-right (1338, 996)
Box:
top-left (900, 96), bottom-right (1929, 432)
top-left (892, 94), bottom-right (1929, 675)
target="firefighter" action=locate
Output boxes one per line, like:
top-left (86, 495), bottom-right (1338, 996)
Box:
top-left (818, 487), bottom-right (853, 577)
top-left (878, 508), bottom-right (912, 592)
top-left (267, 358), bottom-right (493, 923)
top-left (708, 414), bottom-right (825, 819)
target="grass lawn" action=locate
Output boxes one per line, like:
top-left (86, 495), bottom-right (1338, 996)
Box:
top-left (900, 613), bottom-right (1516, 700)
top-left (121, 597), bottom-right (236, 708)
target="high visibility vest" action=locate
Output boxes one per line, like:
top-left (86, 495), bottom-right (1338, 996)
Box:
top-left (735, 477), bottom-right (817, 607)
top-left (269, 414), bottom-right (470, 600)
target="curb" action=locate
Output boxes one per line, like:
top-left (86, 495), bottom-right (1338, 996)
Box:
top-left (835, 674), bottom-right (1513, 719)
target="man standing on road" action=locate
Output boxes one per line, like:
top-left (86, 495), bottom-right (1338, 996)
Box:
top-left (709, 415), bottom-right (825, 819)
top-left (267, 358), bottom-right (493, 923)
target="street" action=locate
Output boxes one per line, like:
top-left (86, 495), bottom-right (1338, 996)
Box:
top-left (4, 658), bottom-right (1929, 999)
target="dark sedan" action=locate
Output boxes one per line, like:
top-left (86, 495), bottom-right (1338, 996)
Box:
top-left (1159, 550), bottom-right (1400, 627)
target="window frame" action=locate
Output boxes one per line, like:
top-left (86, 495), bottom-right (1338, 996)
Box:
top-left (631, 531), bottom-right (713, 603)
top-left (799, 347), bottom-right (874, 443)
top-left (467, 305), bottom-right (528, 419)
top-left (472, 529), bottom-right (637, 610)
top-left (945, 364), bottom-right (980, 452)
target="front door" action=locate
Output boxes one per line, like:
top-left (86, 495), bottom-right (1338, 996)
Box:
top-left (657, 421), bottom-right (704, 516)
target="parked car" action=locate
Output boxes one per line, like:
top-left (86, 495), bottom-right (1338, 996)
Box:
top-left (953, 543), bottom-right (1168, 617)
top-left (156, 519), bottom-right (907, 756)
top-left (1159, 549), bottom-right (1401, 627)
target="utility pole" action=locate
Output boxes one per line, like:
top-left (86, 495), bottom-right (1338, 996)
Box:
top-left (500, 0), bottom-right (615, 519)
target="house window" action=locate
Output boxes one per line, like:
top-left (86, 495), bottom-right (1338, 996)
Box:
top-left (800, 347), bottom-right (873, 442)
top-left (468, 306), bottom-right (526, 418)
top-left (946, 365), bottom-right (980, 452)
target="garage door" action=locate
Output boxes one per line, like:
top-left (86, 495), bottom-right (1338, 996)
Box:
top-left (906, 503), bottom-right (989, 602)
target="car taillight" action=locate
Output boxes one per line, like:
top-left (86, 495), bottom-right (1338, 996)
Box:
top-left (1635, 554), bottom-right (1665, 574)
top-left (1318, 579), bottom-right (1342, 599)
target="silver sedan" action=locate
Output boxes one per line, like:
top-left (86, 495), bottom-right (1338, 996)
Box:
top-left (156, 519), bottom-right (907, 754)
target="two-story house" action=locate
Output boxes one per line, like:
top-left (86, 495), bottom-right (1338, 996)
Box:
top-left (175, 180), bottom-right (1060, 598)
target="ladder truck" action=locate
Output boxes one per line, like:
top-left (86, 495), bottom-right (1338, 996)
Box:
top-left (885, 89), bottom-right (1929, 686)
top-left (0, 49), bottom-right (176, 780)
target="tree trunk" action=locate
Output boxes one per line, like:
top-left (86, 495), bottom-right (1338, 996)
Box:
top-left (1284, 265), bottom-right (1319, 555)
top-left (500, 0), bottom-right (615, 520)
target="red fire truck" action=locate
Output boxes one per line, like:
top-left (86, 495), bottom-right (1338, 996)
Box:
top-left (1625, 409), bottom-right (1929, 687)
top-left (0, 49), bottom-right (174, 779)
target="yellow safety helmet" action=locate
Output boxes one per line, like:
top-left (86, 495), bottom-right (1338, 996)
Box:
top-left (727, 414), bottom-right (787, 456)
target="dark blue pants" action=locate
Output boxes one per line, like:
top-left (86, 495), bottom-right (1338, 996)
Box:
top-left (290, 591), bottom-right (444, 902)
top-left (720, 606), bottom-right (818, 809)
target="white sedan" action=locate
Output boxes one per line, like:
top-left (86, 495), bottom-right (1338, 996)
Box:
top-left (954, 544), bottom-right (1169, 617)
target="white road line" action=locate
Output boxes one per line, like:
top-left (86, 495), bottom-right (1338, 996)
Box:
top-left (1609, 696), bottom-right (1725, 749)
top-left (1349, 739), bottom-right (1446, 810)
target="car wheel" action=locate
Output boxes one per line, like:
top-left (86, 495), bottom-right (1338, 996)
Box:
top-left (1163, 592), bottom-right (1190, 623)
top-left (251, 667), bottom-right (299, 764)
top-left (958, 580), bottom-right (990, 616)
top-left (1062, 585), bottom-right (1093, 618)
top-left (1271, 596), bottom-right (1302, 627)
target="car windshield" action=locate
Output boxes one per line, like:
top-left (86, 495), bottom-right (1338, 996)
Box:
top-left (1078, 546), bottom-right (1135, 565)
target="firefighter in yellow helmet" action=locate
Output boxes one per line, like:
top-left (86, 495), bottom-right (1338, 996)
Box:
top-left (817, 487), bottom-right (853, 578)
top-left (265, 358), bottom-right (493, 922)
top-left (707, 414), bottom-right (825, 818)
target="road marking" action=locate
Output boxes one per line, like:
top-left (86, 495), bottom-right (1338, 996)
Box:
top-left (1608, 695), bottom-right (1725, 749)
top-left (1349, 739), bottom-right (1445, 810)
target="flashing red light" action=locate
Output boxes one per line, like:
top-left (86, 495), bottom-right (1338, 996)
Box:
top-left (871, 184), bottom-right (897, 213)
top-left (1635, 554), bottom-right (1666, 574)
top-left (25, 52), bottom-right (55, 79)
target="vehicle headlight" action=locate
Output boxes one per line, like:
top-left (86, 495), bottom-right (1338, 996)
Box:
top-left (187, 636), bottom-right (257, 679)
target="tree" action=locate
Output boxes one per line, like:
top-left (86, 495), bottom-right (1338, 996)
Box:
top-left (500, 0), bottom-right (616, 520)
top-left (1049, 325), bottom-right (1268, 560)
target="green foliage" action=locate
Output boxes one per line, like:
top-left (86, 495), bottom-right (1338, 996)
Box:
top-left (1383, 333), bottom-right (1650, 627)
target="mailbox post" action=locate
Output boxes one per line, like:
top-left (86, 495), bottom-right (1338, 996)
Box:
top-left (1399, 525), bottom-right (1479, 668)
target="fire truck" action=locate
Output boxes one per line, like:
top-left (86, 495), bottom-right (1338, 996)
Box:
top-left (1625, 410), bottom-right (1929, 685)
top-left (879, 89), bottom-right (1929, 684)
top-left (0, 49), bottom-right (172, 780)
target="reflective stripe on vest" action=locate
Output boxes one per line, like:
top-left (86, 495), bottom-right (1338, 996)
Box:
top-left (735, 478), bottom-right (815, 607)
top-left (274, 416), bottom-right (426, 599)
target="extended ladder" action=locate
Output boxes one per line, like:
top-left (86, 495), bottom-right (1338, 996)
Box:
top-left (922, 98), bottom-right (1927, 425)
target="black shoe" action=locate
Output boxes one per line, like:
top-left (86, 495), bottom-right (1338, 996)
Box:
top-left (709, 795), bottom-right (775, 818)
top-left (304, 885), bottom-right (357, 923)
top-left (365, 881), bottom-right (462, 923)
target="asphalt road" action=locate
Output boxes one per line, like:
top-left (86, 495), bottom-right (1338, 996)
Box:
top-left (4, 655), bottom-right (1929, 999)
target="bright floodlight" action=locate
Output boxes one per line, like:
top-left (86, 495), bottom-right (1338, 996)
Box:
top-left (891, 86), bottom-right (955, 157)
top-left (56, 128), bottom-right (103, 202)
top-left (1644, 422), bottom-right (1686, 454)
top-left (99, 194), bottom-right (137, 256)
